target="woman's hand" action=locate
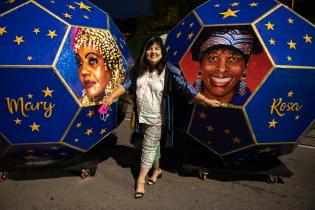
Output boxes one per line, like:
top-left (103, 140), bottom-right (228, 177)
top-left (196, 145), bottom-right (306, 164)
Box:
top-left (102, 96), bottom-right (113, 107)
top-left (204, 98), bottom-right (221, 107)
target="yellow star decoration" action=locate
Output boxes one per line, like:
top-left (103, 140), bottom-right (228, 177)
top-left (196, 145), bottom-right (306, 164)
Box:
top-left (219, 8), bottom-right (240, 19)
top-left (0, 27), bottom-right (7, 36)
top-left (176, 31), bottom-right (182, 38)
top-left (214, 4), bottom-right (220, 7)
top-left (303, 34), bottom-right (312, 43)
top-left (74, 138), bottom-right (79, 142)
top-left (287, 90), bottom-right (294, 97)
top-left (269, 38), bottom-right (276, 45)
top-left (173, 51), bottom-right (178, 56)
top-left (87, 110), bottom-right (95, 118)
top-left (166, 46), bottom-right (170, 52)
top-left (187, 32), bottom-right (194, 40)
top-left (224, 129), bottom-right (230, 134)
top-left (265, 21), bottom-right (275, 30)
top-left (33, 28), bottom-right (40, 34)
top-left (63, 13), bottom-right (72, 19)
top-left (99, 128), bottom-right (107, 135)
top-left (83, 15), bottom-right (89, 19)
top-left (233, 137), bottom-right (241, 144)
top-left (287, 56), bottom-right (292, 62)
top-left (189, 22), bottom-right (194, 28)
top-left (268, 119), bottom-right (278, 128)
top-left (27, 93), bottom-right (33, 99)
top-left (75, 1), bottom-right (92, 12)
top-left (67, 5), bottom-right (76, 10)
top-left (231, 2), bottom-right (239, 7)
top-left (85, 128), bottom-right (93, 136)
top-left (27, 56), bottom-right (32, 61)
top-left (42, 87), bottom-right (54, 97)
top-left (287, 40), bottom-right (297, 49)
top-left (288, 18), bottom-right (294, 24)
top-left (13, 36), bottom-right (24, 45)
top-left (76, 122), bottom-right (82, 128)
top-left (199, 112), bottom-right (207, 119)
top-left (207, 125), bottom-right (214, 132)
top-left (29, 122), bottom-right (40, 131)
top-left (47, 30), bottom-right (57, 39)
top-left (248, 2), bottom-right (258, 7)
top-left (14, 118), bottom-right (22, 125)
top-left (5, 0), bottom-right (16, 4)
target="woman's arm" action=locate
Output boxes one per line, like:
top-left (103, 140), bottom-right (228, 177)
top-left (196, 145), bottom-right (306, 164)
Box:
top-left (192, 93), bottom-right (221, 107)
top-left (102, 85), bottom-right (127, 106)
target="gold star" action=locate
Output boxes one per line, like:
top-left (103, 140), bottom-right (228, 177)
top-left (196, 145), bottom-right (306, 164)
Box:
top-left (268, 119), bottom-right (278, 128)
top-left (83, 15), bottom-right (89, 19)
top-left (176, 31), bottom-right (181, 38)
top-left (76, 122), bottom-right (82, 128)
top-left (47, 30), bottom-right (57, 39)
top-left (287, 90), bottom-right (294, 97)
top-left (0, 27), bottom-right (7, 36)
top-left (173, 51), bottom-right (177, 56)
top-left (85, 128), bottom-right (93, 136)
top-left (29, 122), bottom-right (40, 131)
top-left (33, 28), bottom-right (40, 34)
top-left (99, 128), bottom-right (107, 135)
top-left (265, 21), bottom-right (275, 30)
top-left (233, 137), bottom-right (241, 144)
top-left (219, 8), bottom-right (240, 19)
top-left (5, 0), bottom-right (16, 4)
top-left (87, 110), bottom-right (95, 118)
top-left (166, 46), bottom-right (170, 52)
top-left (42, 87), bottom-right (54, 97)
top-left (74, 138), bottom-right (79, 142)
top-left (303, 34), bottom-right (312, 43)
top-left (27, 93), bottom-right (33, 99)
top-left (187, 32), bottom-right (194, 40)
top-left (67, 5), bottom-right (76, 10)
top-left (231, 2), bottom-right (239, 7)
top-left (288, 18), bottom-right (294, 24)
top-left (287, 40), bottom-right (297, 49)
top-left (63, 13), bottom-right (72, 19)
top-left (75, 1), bottom-right (92, 12)
top-left (295, 115), bottom-right (300, 120)
top-left (13, 36), bottom-right (24, 45)
top-left (27, 56), bottom-right (32, 61)
top-left (214, 4), bottom-right (220, 7)
top-left (224, 129), bottom-right (230, 134)
top-left (287, 56), bottom-right (292, 61)
top-left (269, 38), bottom-right (276, 45)
top-left (248, 2), bottom-right (258, 7)
top-left (207, 125), bottom-right (214, 132)
top-left (14, 118), bottom-right (21, 125)
top-left (199, 112), bottom-right (207, 119)
top-left (189, 22), bottom-right (194, 28)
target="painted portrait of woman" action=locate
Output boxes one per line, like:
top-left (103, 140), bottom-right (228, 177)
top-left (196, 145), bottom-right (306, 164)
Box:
top-left (71, 27), bottom-right (125, 106)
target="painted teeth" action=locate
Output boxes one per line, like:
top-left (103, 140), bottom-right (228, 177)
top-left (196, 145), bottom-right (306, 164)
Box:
top-left (211, 77), bottom-right (231, 83)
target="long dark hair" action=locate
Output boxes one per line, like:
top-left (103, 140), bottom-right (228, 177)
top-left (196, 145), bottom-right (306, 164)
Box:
top-left (132, 36), bottom-right (167, 80)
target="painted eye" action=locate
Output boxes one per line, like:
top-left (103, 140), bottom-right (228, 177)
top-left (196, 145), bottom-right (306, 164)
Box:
top-left (89, 57), bottom-right (98, 65)
top-left (208, 55), bottom-right (218, 62)
top-left (228, 56), bottom-right (241, 63)
top-left (76, 57), bottom-right (83, 66)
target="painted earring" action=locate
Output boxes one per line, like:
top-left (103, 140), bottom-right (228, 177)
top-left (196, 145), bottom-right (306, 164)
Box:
top-left (238, 71), bottom-right (247, 96)
top-left (193, 69), bottom-right (204, 91)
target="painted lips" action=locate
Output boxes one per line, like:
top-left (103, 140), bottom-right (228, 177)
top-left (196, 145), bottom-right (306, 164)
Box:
top-left (210, 77), bottom-right (232, 87)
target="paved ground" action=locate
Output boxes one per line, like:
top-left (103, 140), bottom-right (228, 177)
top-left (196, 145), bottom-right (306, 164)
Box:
top-left (0, 119), bottom-right (315, 210)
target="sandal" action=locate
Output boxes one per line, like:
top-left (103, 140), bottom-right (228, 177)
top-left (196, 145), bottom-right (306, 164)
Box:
top-left (147, 169), bottom-right (162, 185)
top-left (134, 181), bottom-right (145, 199)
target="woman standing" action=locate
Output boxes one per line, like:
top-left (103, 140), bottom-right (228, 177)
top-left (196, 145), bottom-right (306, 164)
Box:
top-left (102, 36), bottom-right (221, 198)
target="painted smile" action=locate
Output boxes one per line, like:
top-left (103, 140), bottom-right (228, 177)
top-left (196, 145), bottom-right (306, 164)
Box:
top-left (84, 80), bottom-right (96, 89)
top-left (209, 76), bottom-right (232, 87)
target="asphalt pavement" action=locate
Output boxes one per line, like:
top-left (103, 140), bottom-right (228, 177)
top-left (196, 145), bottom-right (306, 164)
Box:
top-left (0, 119), bottom-right (315, 210)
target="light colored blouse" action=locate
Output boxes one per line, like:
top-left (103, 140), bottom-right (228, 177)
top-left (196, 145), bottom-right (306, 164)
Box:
top-left (136, 68), bottom-right (165, 125)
